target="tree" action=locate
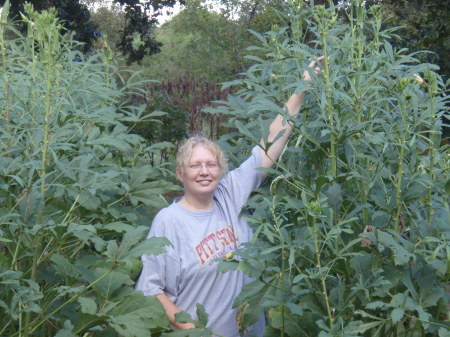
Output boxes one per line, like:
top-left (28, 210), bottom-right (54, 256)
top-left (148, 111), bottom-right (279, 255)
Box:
top-left (0, 0), bottom-right (185, 62)
top-left (84, 0), bottom-right (126, 52)
top-left (375, 0), bottom-right (449, 78)
top-left (0, 0), bottom-right (100, 53)
top-left (141, 0), bottom-right (294, 82)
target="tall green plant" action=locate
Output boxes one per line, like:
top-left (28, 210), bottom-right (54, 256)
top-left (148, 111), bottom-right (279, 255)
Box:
top-left (0, 3), bottom-right (180, 336)
top-left (211, 0), bottom-right (450, 336)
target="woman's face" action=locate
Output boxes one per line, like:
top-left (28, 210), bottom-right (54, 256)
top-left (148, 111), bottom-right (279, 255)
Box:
top-left (177, 144), bottom-right (221, 200)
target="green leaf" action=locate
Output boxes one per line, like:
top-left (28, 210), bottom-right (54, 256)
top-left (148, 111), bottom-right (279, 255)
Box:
top-left (128, 166), bottom-right (155, 188)
top-left (233, 279), bottom-right (273, 328)
top-left (216, 259), bottom-right (239, 273)
top-left (344, 320), bottom-right (384, 335)
top-left (78, 297), bottom-right (97, 315)
top-left (103, 222), bottom-right (136, 233)
top-left (73, 313), bottom-right (109, 334)
top-left (324, 183), bottom-right (342, 213)
top-left (108, 291), bottom-right (169, 335)
top-left (445, 178), bottom-right (450, 196)
top-left (174, 311), bottom-right (195, 324)
top-left (267, 306), bottom-right (309, 337)
top-left (438, 328), bottom-right (450, 337)
top-left (196, 303), bottom-right (209, 328)
top-left (131, 235), bottom-right (171, 255)
top-left (105, 227), bottom-right (170, 264)
top-left (54, 330), bottom-right (77, 337)
top-left (98, 271), bottom-right (133, 299)
top-left (376, 230), bottom-right (415, 265)
top-left (77, 267), bottom-right (131, 300)
top-left (54, 320), bottom-right (77, 337)
top-left (235, 120), bottom-right (257, 140)
top-left (51, 254), bottom-right (80, 278)
top-left (390, 308), bottom-right (404, 324)
top-left (366, 301), bottom-right (386, 310)
top-left (129, 181), bottom-right (179, 206)
top-left (261, 244), bottom-right (289, 255)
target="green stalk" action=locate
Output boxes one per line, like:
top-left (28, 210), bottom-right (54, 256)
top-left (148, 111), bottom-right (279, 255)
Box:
top-left (0, 319), bottom-right (12, 336)
top-left (393, 142), bottom-right (404, 233)
top-left (10, 235), bottom-right (22, 269)
top-left (351, 0), bottom-right (370, 226)
top-left (312, 215), bottom-right (334, 329)
top-left (318, 9), bottom-right (337, 179)
top-left (19, 300), bottom-right (23, 337)
top-left (26, 16), bottom-right (58, 336)
top-left (39, 58), bottom-right (54, 200)
top-left (271, 202), bottom-right (286, 337)
top-left (426, 75), bottom-right (437, 223)
top-left (393, 91), bottom-right (407, 233)
top-left (0, 2), bottom-right (12, 159)
top-left (281, 248), bottom-right (286, 337)
top-left (61, 193), bottom-right (81, 223)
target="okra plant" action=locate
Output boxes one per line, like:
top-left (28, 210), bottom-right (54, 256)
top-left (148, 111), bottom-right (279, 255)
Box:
top-left (0, 2), bottom-right (181, 336)
top-left (211, 0), bottom-right (449, 336)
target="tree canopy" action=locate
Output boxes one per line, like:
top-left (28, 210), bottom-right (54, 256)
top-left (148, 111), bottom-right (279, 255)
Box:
top-left (0, 0), bottom-right (185, 62)
top-left (375, 0), bottom-right (449, 78)
top-left (1, 0), bottom-right (447, 74)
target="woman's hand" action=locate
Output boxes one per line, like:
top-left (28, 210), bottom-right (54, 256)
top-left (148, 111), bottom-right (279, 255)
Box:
top-left (156, 293), bottom-right (196, 330)
top-left (303, 56), bottom-right (325, 83)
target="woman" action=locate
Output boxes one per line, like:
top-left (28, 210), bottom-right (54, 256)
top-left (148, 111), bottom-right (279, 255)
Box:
top-left (136, 58), bottom-right (323, 336)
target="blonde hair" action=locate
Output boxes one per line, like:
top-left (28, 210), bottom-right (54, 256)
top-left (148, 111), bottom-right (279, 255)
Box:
top-left (176, 136), bottom-right (228, 177)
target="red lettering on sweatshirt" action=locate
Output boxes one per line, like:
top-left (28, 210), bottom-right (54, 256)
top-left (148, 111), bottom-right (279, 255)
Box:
top-left (194, 225), bottom-right (239, 266)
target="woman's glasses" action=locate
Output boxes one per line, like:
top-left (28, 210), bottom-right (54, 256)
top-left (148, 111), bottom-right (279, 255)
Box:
top-left (187, 162), bottom-right (219, 172)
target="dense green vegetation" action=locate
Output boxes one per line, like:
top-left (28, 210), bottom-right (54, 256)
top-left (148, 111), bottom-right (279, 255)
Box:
top-left (210, 1), bottom-right (449, 336)
top-left (0, 0), bottom-right (449, 336)
top-left (0, 3), bottom-right (178, 336)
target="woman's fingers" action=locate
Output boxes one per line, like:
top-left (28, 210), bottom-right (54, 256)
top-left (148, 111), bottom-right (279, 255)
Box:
top-left (304, 56), bottom-right (325, 81)
top-left (309, 56), bottom-right (325, 68)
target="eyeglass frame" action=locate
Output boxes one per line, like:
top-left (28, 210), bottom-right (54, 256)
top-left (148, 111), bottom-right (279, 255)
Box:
top-left (187, 162), bottom-right (220, 172)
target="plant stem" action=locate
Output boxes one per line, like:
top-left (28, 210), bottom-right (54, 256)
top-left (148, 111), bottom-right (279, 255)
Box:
top-left (25, 15), bottom-right (59, 335)
top-left (61, 193), bottom-right (81, 223)
top-left (0, 10), bottom-right (12, 158)
top-left (426, 84), bottom-right (436, 223)
top-left (0, 319), bottom-right (12, 336)
top-left (312, 215), bottom-right (334, 329)
top-left (351, 0), bottom-right (370, 227)
top-left (10, 235), bottom-right (22, 269)
top-left (319, 17), bottom-right (337, 179)
top-left (271, 201), bottom-right (286, 337)
top-left (394, 91), bottom-right (407, 232)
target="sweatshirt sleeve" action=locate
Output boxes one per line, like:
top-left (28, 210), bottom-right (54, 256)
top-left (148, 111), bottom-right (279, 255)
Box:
top-left (215, 146), bottom-right (262, 213)
top-left (135, 209), bottom-right (180, 302)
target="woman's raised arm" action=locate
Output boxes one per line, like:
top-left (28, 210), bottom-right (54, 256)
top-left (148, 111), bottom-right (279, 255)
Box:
top-left (260, 57), bottom-right (323, 180)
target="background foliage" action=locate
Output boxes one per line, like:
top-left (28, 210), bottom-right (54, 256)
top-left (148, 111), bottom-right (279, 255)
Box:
top-left (0, 0), bottom-right (186, 62)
